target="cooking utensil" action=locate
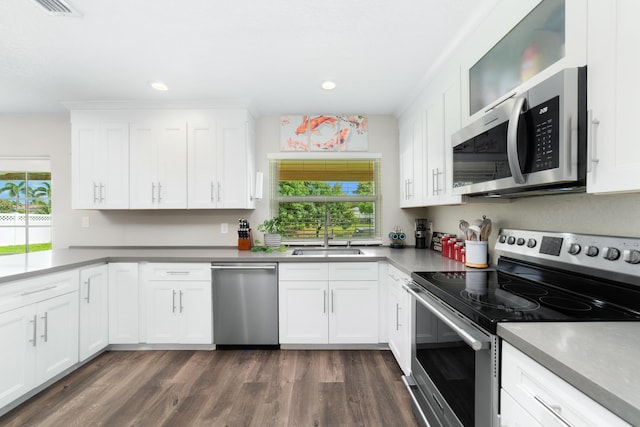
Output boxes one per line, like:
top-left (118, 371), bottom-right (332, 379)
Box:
top-left (480, 217), bottom-right (492, 241)
top-left (468, 225), bottom-right (482, 241)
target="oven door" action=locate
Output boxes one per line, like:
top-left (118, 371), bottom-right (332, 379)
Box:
top-left (403, 283), bottom-right (498, 427)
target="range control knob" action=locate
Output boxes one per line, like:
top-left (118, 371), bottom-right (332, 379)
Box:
top-left (623, 249), bottom-right (640, 264)
top-left (516, 238), bottom-right (526, 246)
top-left (568, 243), bottom-right (582, 255)
top-left (507, 236), bottom-right (516, 245)
top-left (585, 246), bottom-right (599, 257)
top-left (602, 247), bottom-right (621, 261)
top-left (526, 238), bottom-right (537, 248)
top-left (499, 235), bottom-right (507, 244)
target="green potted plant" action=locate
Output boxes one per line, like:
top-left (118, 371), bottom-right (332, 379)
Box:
top-left (257, 216), bottom-right (285, 248)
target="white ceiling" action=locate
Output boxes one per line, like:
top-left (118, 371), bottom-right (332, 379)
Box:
top-left (0, 0), bottom-right (497, 116)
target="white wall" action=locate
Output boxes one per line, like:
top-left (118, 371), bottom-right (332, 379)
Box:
top-left (1, 113), bottom-right (414, 248)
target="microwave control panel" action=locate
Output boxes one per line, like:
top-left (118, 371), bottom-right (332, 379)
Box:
top-left (529, 96), bottom-right (560, 172)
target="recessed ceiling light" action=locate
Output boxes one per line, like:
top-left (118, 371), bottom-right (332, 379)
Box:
top-left (149, 81), bottom-right (169, 91)
top-left (321, 81), bottom-right (336, 90)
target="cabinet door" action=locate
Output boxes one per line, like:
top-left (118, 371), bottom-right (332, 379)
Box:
top-left (329, 281), bottom-right (378, 344)
top-left (179, 282), bottom-right (212, 344)
top-left (587, 0), bottom-right (640, 193)
top-left (278, 281), bottom-right (328, 344)
top-left (387, 272), bottom-right (411, 375)
top-left (399, 111), bottom-right (424, 207)
top-left (71, 123), bottom-right (100, 209)
top-left (100, 123), bottom-right (130, 209)
top-left (35, 292), bottom-right (79, 386)
top-left (0, 305), bottom-right (36, 408)
top-left (79, 265), bottom-right (109, 361)
top-left (188, 121), bottom-right (219, 208)
top-left (129, 122), bottom-right (159, 208)
top-left (500, 390), bottom-right (543, 427)
top-left (144, 282), bottom-right (181, 343)
top-left (156, 123), bottom-right (187, 208)
top-left (217, 120), bottom-right (249, 208)
top-left (72, 121), bottom-right (130, 209)
top-left (108, 263), bottom-right (139, 344)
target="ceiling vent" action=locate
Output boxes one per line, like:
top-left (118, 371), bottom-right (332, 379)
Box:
top-left (32, 0), bottom-right (82, 17)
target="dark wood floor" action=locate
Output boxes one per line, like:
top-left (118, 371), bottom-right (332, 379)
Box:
top-left (0, 349), bottom-right (419, 427)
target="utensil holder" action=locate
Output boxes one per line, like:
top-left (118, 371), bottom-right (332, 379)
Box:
top-left (465, 240), bottom-right (488, 268)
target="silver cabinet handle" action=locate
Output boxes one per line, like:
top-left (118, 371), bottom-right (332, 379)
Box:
top-left (99, 183), bottom-right (105, 202)
top-left (588, 110), bottom-right (600, 173)
top-left (507, 95), bottom-right (527, 185)
top-left (84, 278), bottom-right (91, 303)
top-left (396, 303), bottom-right (400, 331)
top-left (93, 182), bottom-right (99, 203)
top-left (179, 290), bottom-right (184, 313)
top-left (217, 182), bottom-right (221, 202)
top-left (331, 290), bottom-right (335, 313)
top-left (41, 312), bottom-right (48, 342)
top-left (534, 395), bottom-right (574, 427)
top-left (172, 289), bottom-right (177, 313)
top-left (21, 285), bottom-right (56, 296)
top-left (432, 168), bottom-right (443, 195)
top-left (166, 271), bottom-right (191, 275)
top-left (30, 315), bottom-right (37, 347)
top-left (323, 290), bottom-right (327, 314)
top-left (151, 182), bottom-right (156, 203)
top-left (407, 179), bottom-right (413, 199)
top-left (158, 182), bottom-right (162, 203)
top-left (210, 181), bottom-right (215, 202)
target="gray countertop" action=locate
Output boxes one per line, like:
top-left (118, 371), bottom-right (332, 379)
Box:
top-left (498, 322), bottom-right (640, 426)
top-left (0, 246), bottom-right (468, 284)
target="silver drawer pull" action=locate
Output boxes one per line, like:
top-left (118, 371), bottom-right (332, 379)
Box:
top-left (534, 395), bottom-right (574, 427)
top-left (166, 271), bottom-right (191, 275)
top-left (21, 285), bottom-right (56, 296)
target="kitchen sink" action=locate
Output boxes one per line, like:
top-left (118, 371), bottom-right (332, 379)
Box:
top-left (291, 248), bottom-right (364, 256)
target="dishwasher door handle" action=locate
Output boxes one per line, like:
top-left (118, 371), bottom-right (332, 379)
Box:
top-left (211, 265), bottom-right (276, 270)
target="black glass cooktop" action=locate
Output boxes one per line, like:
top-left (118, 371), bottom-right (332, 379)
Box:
top-left (411, 259), bottom-right (640, 334)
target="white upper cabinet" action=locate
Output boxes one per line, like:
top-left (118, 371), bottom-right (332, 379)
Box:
top-left (188, 110), bottom-right (256, 209)
top-left (70, 107), bottom-right (256, 210)
top-left (424, 70), bottom-right (464, 206)
top-left (130, 118), bottom-right (188, 209)
top-left (460, 0), bottom-right (587, 125)
top-left (586, 0), bottom-right (640, 193)
top-left (399, 109), bottom-right (425, 208)
top-left (71, 119), bottom-right (129, 209)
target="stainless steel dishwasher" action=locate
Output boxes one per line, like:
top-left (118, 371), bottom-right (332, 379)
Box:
top-left (211, 263), bottom-right (279, 345)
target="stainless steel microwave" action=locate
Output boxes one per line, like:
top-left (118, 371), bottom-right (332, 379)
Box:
top-left (452, 67), bottom-right (587, 197)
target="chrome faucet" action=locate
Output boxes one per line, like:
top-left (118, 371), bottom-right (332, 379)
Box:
top-left (324, 210), bottom-right (332, 248)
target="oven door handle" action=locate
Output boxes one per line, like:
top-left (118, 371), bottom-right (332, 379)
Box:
top-left (404, 283), bottom-right (491, 351)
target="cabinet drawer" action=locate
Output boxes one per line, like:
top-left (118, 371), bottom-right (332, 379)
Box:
top-left (329, 262), bottom-right (378, 281)
top-left (141, 263), bottom-right (211, 281)
top-left (501, 342), bottom-right (629, 427)
top-left (279, 263), bottom-right (328, 281)
top-left (0, 270), bottom-right (79, 314)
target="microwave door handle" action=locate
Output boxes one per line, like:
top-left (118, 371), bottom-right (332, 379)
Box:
top-left (507, 95), bottom-right (528, 185)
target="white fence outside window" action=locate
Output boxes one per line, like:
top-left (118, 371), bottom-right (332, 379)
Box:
top-left (0, 213), bottom-right (51, 245)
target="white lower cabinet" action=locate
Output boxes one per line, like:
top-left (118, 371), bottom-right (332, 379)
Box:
top-left (0, 271), bottom-right (79, 409)
top-left (500, 342), bottom-right (629, 427)
top-left (387, 265), bottom-right (411, 375)
top-left (79, 264), bottom-right (109, 361)
top-left (279, 262), bottom-right (379, 345)
top-left (141, 263), bottom-right (212, 344)
top-left (108, 263), bottom-right (140, 344)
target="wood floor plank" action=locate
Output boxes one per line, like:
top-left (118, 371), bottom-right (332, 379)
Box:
top-left (0, 349), bottom-right (419, 427)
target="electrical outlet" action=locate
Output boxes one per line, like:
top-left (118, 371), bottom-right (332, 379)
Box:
top-left (220, 223), bottom-right (228, 234)
top-left (81, 217), bottom-right (90, 228)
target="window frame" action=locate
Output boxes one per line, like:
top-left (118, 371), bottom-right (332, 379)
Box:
top-left (267, 153), bottom-right (382, 246)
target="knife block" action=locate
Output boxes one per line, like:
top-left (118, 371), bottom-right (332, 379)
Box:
top-left (238, 230), bottom-right (253, 250)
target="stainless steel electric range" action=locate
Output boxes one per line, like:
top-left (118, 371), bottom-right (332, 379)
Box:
top-left (402, 229), bottom-right (640, 427)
